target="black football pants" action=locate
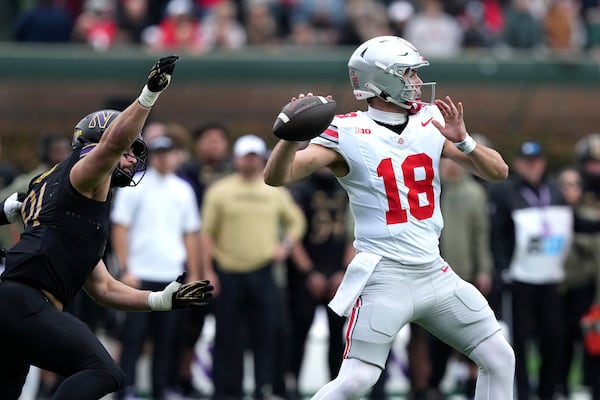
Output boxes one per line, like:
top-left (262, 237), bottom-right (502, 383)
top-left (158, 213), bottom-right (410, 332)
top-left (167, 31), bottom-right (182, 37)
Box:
top-left (511, 281), bottom-right (562, 400)
top-left (212, 263), bottom-right (277, 400)
top-left (0, 280), bottom-right (124, 400)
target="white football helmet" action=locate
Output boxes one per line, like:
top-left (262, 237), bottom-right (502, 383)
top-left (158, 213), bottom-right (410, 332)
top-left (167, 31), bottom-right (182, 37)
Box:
top-left (348, 36), bottom-right (436, 111)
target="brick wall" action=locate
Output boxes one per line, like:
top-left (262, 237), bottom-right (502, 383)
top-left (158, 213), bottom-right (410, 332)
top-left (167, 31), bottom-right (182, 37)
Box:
top-left (1, 80), bottom-right (598, 172)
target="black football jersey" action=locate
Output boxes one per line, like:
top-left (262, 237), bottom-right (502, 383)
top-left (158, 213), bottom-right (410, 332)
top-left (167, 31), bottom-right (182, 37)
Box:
top-left (289, 173), bottom-right (349, 277)
top-left (2, 146), bottom-right (111, 306)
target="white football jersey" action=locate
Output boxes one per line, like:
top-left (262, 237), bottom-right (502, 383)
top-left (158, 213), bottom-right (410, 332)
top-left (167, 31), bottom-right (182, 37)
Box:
top-left (311, 105), bottom-right (446, 264)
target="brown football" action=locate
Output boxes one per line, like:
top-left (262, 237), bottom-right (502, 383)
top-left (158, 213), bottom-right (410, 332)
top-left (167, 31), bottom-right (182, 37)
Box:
top-left (273, 96), bottom-right (336, 141)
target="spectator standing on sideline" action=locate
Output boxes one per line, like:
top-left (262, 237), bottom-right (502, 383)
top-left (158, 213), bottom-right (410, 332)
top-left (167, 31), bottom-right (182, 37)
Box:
top-left (286, 167), bottom-right (354, 399)
top-left (111, 134), bottom-right (202, 400)
top-left (264, 35), bottom-right (514, 400)
top-left (170, 122), bottom-right (232, 398)
top-left (0, 56), bottom-right (213, 400)
top-left (557, 134), bottom-right (600, 398)
top-left (179, 122), bottom-right (232, 209)
top-left (201, 134), bottom-right (305, 400)
top-left (489, 141), bottom-right (572, 400)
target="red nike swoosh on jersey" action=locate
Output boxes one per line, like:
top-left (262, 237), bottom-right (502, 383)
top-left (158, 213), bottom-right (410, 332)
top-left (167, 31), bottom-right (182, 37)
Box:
top-left (421, 117), bottom-right (433, 127)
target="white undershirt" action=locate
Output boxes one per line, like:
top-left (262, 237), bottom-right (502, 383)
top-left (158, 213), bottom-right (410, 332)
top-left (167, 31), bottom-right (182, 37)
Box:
top-left (366, 105), bottom-right (407, 125)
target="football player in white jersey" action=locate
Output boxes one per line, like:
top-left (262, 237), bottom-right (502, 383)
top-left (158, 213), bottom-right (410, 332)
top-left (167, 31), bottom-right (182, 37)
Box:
top-left (264, 36), bottom-right (515, 399)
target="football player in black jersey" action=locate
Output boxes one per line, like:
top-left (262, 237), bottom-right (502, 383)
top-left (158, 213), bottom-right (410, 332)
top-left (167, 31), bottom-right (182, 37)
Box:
top-left (0, 56), bottom-right (213, 400)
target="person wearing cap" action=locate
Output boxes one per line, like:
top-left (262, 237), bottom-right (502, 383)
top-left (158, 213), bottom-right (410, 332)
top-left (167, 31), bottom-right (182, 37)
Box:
top-left (111, 134), bottom-right (202, 400)
top-left (200, 134), bottom-right (306, 400)
top-left (556, 135), bottom-right (600, 398)
top-left (488, 140), bottom-right (573, 400)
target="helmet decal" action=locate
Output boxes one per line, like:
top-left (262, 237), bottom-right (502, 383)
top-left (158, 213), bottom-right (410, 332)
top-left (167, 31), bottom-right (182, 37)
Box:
top-left (88, 110), bottom-right (117, 130)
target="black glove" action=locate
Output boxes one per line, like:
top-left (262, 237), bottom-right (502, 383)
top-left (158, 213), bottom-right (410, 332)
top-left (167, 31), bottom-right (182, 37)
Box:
top-left (172, 272), bottom-right (214, 309)
top-left (147, 55), bottom-right (179, 92)
top-left (148, 272), bottom-right (213, 311)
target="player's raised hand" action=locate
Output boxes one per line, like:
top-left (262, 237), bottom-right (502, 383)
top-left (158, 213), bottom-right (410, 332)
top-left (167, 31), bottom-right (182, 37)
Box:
top-left (147, 55), bottom-right (179, 92)
top-left (432, 96), bottom-right (468, 143)
top-left (138, 55), bottom-right (179, 108)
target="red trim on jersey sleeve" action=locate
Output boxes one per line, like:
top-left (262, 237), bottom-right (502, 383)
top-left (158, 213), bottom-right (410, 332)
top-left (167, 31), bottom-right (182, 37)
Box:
top-left (319, 125), bottom-right (339, 143)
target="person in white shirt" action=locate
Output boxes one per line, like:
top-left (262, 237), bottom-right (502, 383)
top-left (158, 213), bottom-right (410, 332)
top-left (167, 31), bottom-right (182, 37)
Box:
top-left (111, 134), bottom-right (202, 400)
top-left (264, 36), bottom-right (515, 400)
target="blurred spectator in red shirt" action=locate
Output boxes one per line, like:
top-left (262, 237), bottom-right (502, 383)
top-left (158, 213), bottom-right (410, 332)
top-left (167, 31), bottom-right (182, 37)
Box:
top-left (459, 0), bottom-right (500, 48)
top-left (144, 0), bottom-right (205, 53)
top-left (71, 0), bottom-right (118, 50)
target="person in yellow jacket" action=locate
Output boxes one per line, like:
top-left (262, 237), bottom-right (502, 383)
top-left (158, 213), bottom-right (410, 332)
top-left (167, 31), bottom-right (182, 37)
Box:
top-left (201, 134), bottom-right (306, 399)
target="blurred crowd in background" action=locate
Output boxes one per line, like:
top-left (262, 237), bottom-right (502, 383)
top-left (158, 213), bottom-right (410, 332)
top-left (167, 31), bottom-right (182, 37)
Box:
top-left (4, 0), bottom-right (600, 55)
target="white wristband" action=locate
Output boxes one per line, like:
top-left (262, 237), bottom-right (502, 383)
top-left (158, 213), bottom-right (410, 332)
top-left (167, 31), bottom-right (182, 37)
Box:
top-left (147, 280), bottom-right (181, 311)
top-left (137, 85), bottom-right (161, 108)
top-left (454, 134), bottom-right (477, 155)
top-left (148, 291), bottom-right (169, 311)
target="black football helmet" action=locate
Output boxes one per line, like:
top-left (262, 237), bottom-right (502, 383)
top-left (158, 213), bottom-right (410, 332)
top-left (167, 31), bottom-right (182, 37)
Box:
top-left (72, 109), bottom-right (148, 187)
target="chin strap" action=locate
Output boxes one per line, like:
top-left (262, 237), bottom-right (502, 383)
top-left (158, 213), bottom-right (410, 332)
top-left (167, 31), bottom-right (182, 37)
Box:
top-left (407, 102), bottom-right (424, 115)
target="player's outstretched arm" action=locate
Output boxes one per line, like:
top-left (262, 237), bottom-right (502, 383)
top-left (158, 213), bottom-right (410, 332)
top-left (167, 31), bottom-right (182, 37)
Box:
top-left (84, 261), bottom-right (213, 311)
top-left (70, 56), bottom-right (179, 196)
top-left (264, 141), bottom-right (337, 187)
